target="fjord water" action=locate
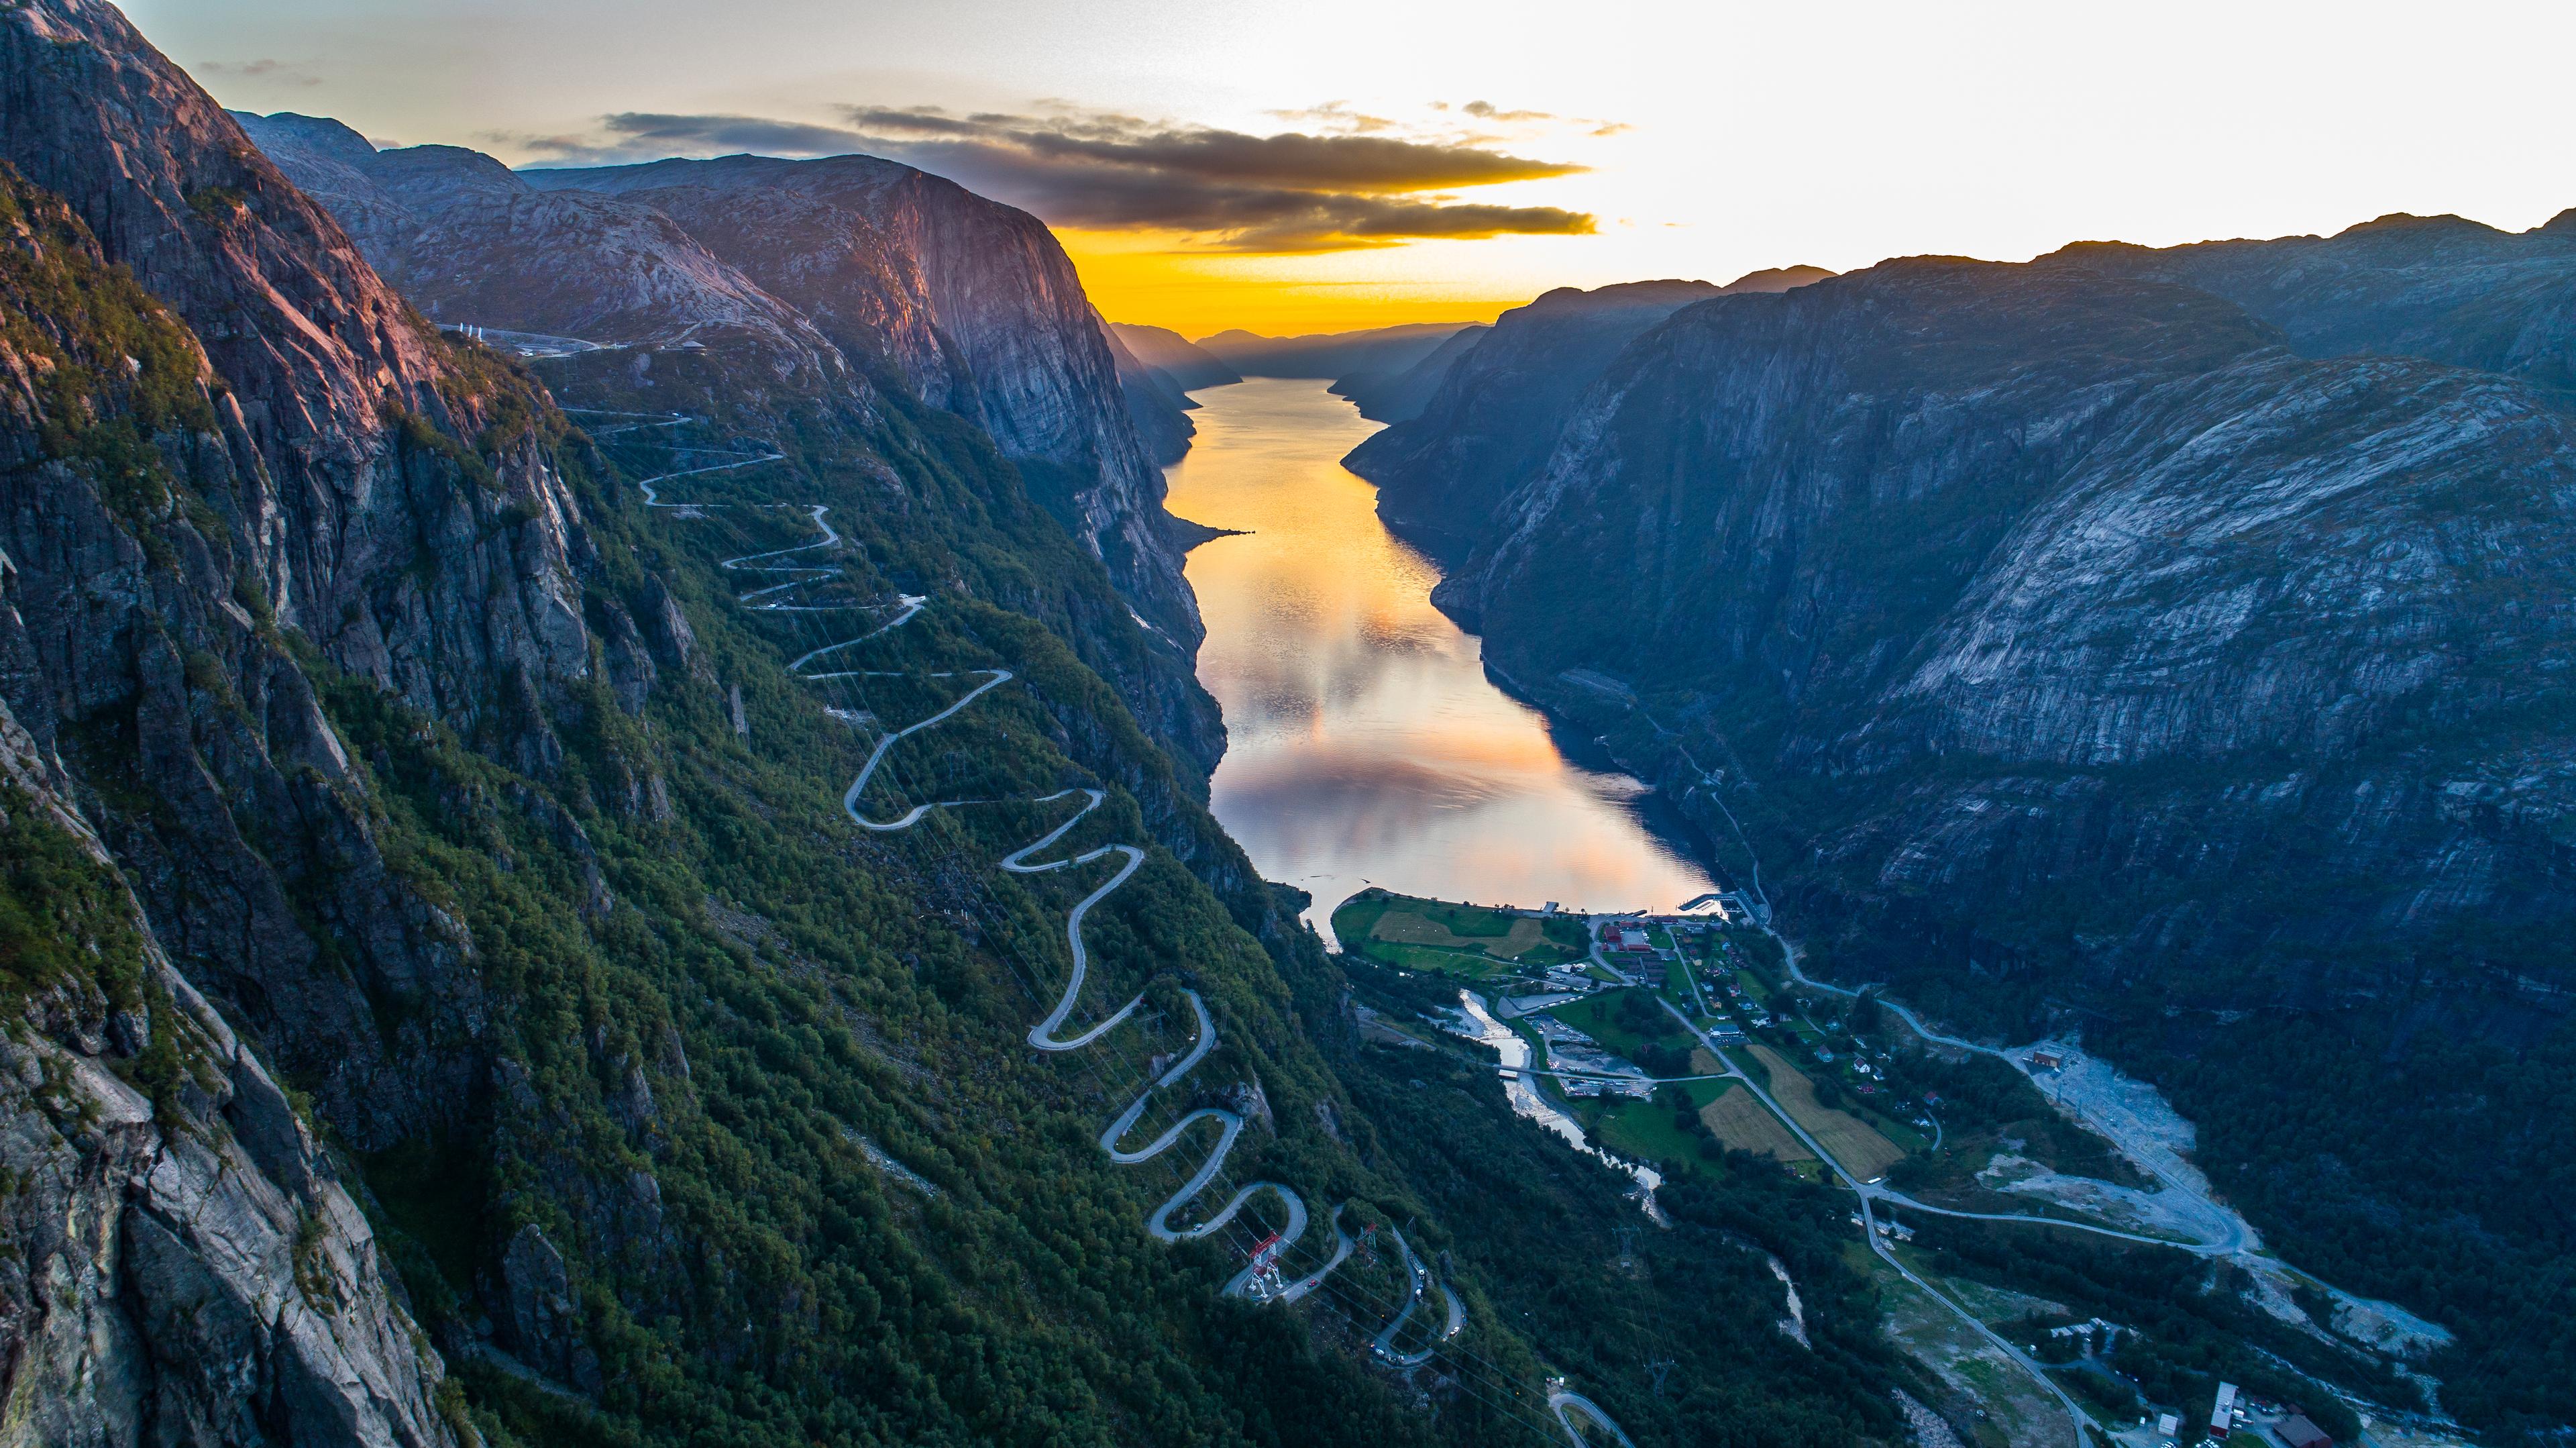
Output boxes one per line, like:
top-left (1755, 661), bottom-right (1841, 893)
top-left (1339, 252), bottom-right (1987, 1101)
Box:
top-left (1164, 377), bottom-right (1714, 942)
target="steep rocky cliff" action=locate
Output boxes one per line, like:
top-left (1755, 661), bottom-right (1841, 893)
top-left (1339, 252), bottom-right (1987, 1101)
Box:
top-left (1346, 269), bottom-right (1829, 551)
top-left (522, 155), bottom-right (1208, 651)
top-left (0, 0), bottom-right (628, 1427)
top-left (1101, 319), bottom-right (1198, 466)
top-left (239, 120), bottom-right (1223, 776)
top-left (0, 681), bottom-right (456, 1445)
top-left (1438, 257), bottom-right (2576, 1011)
top-left (1426, 256), bottom-right (2576, 1427)
top-left (1, 0), bottom-right (614, 1152)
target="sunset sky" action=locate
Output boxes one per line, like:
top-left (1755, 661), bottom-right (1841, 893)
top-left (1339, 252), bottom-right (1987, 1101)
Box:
top-left (137, 0), bottom-right (2576, 336)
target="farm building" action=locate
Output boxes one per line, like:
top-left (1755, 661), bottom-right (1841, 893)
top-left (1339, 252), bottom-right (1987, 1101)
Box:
top-left (2275, 1416), bottom-right (2332, 1448)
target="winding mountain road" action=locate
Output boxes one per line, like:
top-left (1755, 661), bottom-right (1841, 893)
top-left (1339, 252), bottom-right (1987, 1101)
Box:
top-left (612, 413), bottom-right (1623, 1435)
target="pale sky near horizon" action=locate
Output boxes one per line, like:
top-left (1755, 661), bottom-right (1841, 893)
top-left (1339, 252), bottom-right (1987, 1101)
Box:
top-left (132, 0), bottom-right (2576, 335)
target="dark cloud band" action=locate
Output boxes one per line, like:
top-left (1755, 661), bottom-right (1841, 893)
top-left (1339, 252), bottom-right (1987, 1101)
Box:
top-left (517, 106), bottom-right (1595, 252)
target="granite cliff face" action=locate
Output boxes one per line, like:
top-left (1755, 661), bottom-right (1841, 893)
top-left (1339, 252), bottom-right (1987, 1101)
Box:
top-left (1346, 269), bottom-right (1831, 552)
top-left (229, 113), bottom-right (850, 391)
top-left (1420, 246), bottom-right (2576, 1431)
top-left (1434, 257), bottom-right (2576, 1011)
top-left (0, 0), bottom-right (637, 1430)
top-left (520, 155), bottom-right (1206, 650)
top-left (239, 122), bottom-right (1222, 774)
top-left (0, 690), bottom-right (454, 1447)
top-left (1, 0), bottom-right (603, 1143)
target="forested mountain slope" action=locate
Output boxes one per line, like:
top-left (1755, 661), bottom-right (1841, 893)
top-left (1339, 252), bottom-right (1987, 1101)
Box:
top-left (1426, 252), bottom-right (2576, 1438)
top-left (237, 112), bottom-right (1223, 780)
top-left (0, 3), bottom-right (1902, 1444)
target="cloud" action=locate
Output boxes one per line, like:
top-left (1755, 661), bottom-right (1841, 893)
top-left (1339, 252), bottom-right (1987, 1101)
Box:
top-left (1461, 99), bottom-right (1556, 122)
top-left (199, 57), bottom-right (319, 88)
top-left (1264, 101), bottom-right (1399, 135)
top-left (519, 105), bottom-right (1596, 253)
top-left (1441, 98), bottom-right (1633, 139)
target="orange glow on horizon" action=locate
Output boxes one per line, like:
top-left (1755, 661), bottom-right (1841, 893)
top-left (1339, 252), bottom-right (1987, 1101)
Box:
top-left (1058, 228), bottom-right (1525, 338)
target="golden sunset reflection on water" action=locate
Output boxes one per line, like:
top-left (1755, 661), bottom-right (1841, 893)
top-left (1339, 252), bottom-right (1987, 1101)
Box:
top-left (1165, 377), bottom-right (1714, 943)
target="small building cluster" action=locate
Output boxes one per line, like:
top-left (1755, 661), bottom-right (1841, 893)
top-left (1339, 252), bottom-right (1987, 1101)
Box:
top-left (1598, 919), bottom-right (1656, 953)
top-left (1529, 1017), bottom-right (1652, 1098)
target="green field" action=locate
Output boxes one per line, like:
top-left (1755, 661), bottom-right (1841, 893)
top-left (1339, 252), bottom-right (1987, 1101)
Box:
top-left (1587, 1076), bottom-right (1735, 1177)
top-left (1546, 989), bottom-right (1697, 1061)
top-left (1330, 888), bottom-right (1587, 974)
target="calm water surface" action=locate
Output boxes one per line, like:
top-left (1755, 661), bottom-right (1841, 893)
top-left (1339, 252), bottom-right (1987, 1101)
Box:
top-left (1165, 377), bottom-right (1715, 943)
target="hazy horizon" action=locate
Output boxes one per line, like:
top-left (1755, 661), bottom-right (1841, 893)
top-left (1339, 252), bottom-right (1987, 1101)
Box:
top-left (136, 0), bottom-right (2576, 334)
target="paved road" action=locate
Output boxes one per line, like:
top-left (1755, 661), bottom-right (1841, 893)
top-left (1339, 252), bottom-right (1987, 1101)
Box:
top-left (1550, 1388), bottom-right (1640, 1448)
top-left (1655, 996), bottom-right (2096, 1448)
top-left (634, 428), bottom-right (1625, 1444)
top-left (1760, 930), bottom-right (2251, 1257)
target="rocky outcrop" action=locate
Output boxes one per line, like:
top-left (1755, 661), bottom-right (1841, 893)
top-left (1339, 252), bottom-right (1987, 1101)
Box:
top-left (0, 2), bottom-right (663, 1429)
top-left (231, 112), bottom-right (853, 396)
top-left (1437, 255), bottom-right (2576, 1010)
top-left (0, 686), bottom-right (456, 1447)
top-left (522, 154), bottom-right (1207, 649)
top-left (1346, 270), bottom-right (1829, 550)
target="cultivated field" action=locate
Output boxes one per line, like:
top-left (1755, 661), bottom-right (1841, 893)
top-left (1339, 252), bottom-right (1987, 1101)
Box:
top-left (1373, 908), bottom-right (1551, 958)
top-left (1331, 889), bottom-right (1587, 971)
top-left (1702, 1082), bottom-right (1815, 1163)
top-left (1750, 1045), bottom-right (1907, 1181)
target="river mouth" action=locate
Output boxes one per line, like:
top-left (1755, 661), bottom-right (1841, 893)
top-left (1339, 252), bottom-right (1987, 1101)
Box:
top-left (1163, 377), bottom-right (1716, 945)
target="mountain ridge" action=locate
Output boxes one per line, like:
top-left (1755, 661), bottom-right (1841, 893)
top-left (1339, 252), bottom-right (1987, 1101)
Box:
top-left (1402, 240), bottom-right (2576, 1433)
top-left (235, 114), bottom-right (1226, 774)
top-left (1344, 268), bottom-right (1831, 552)
top-left (0, 9), bottom-right (1902, 1446)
